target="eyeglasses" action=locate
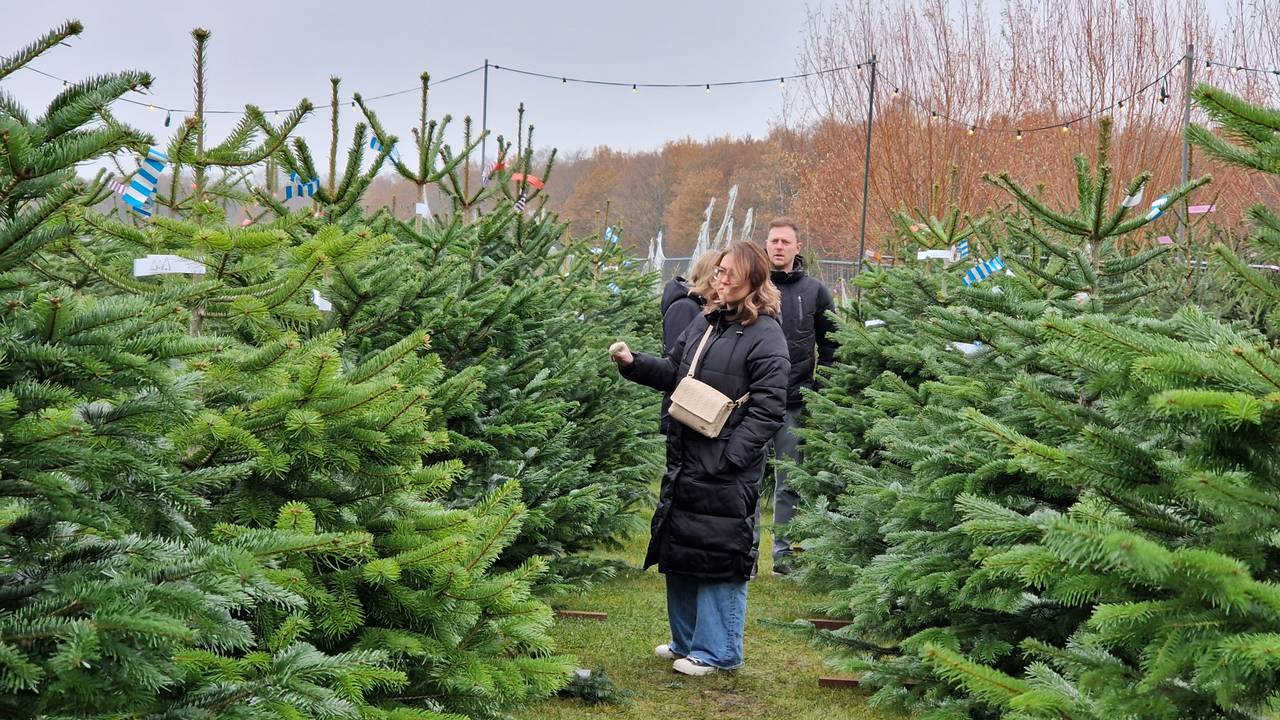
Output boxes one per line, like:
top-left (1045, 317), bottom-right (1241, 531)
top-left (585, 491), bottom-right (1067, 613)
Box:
top-left (713, 266), bottom-right (739, 284)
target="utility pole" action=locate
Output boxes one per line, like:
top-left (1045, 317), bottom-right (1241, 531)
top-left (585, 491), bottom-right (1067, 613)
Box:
top-left (855, 55), bottom-right (878, 297)
top-left (1178, 43), bottom-right (1194, 245)
top-left (480, 59), bottom-right (490, 172)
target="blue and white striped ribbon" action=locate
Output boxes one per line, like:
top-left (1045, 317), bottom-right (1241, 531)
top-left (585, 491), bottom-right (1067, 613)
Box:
top-left (122, 147), bottom-right (168, 217)
top-left (284, 172), bottom-right (320, 200)
top-left (1145, 194), bottom-right (1170, 221)
top-left (956, 239), bottom-right (970, 259)
top-left (369, 136), bottom-right (400, 162)
top-left (962, 256), bottom-right (1005, 287)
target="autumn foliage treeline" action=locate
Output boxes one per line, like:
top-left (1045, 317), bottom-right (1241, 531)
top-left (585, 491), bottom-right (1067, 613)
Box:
top-left (361, 133), bottom-right (804, 258)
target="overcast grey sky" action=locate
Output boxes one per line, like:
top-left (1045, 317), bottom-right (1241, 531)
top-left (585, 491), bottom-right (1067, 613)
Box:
top-left (3, 1), bottom-right (827, 161)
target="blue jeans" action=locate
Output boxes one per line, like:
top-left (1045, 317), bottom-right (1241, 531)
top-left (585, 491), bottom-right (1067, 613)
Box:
top-left (665, 572), bottom-right (748, 669)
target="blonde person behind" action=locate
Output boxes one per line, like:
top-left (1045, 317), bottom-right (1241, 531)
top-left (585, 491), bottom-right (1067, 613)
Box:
top-left (611, 242), bottom-right (789, 675)
top-left (657, 251), bottom-right (721, 430)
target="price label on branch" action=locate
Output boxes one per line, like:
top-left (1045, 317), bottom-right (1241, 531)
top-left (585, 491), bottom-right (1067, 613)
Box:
top-left (133, 254), bottom-right (207, 277)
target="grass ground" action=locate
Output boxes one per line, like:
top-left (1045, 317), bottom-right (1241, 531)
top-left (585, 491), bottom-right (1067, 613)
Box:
top-left (514, 514), bottom-right (886, 720)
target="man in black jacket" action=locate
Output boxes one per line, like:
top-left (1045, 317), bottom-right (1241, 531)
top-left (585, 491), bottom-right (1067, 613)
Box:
top-left (758, 217), bottom-right (837, 574)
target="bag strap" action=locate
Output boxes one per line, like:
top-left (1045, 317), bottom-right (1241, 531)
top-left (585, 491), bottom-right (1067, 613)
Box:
top-left (687, 324), bottom-right (752, 408)
top-left (685, 324), bottom-right (716, 378)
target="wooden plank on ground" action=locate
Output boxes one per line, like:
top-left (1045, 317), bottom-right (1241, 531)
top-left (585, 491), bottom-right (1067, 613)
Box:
top-left (819, 675), bottom-right (922, 690)
top-left (554, 610), bottom-right (607, 621)
top-left (806, 618), bottom-right (851, 631)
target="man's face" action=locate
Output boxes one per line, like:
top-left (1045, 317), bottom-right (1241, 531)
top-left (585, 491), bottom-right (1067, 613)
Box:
top-left (766, 226), bottom-right (801, 271)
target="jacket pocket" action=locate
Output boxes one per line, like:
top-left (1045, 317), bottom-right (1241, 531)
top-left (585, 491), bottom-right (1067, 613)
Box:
top-left (797, 292), bottom-right (815, 334)
top-left (684, 435), bottom-right (729, 480)
top-left (713, 405), bottom-right (749, 440)
top-left (676, 476), bottom-right (752, 519)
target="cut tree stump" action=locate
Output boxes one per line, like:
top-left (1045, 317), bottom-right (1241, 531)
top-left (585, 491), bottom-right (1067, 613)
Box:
top-left (806, 618), bottom-right (851, 631)
top-left (554, 610), bottom-right (607, 621)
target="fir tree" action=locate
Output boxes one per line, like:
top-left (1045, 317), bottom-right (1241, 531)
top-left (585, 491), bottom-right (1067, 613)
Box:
top-left (49, 21), bottom-right (664, 714)
top-left (260, 98), bottom-right (663, 588)
top-left (913, 84), bottom-right (1280, 720)
top-left (0, 22), bottom-right (399, 719)
top-left (787, 120), bottom-right (1210, 718)
top-left (69, 137), bottom-right (578, 720)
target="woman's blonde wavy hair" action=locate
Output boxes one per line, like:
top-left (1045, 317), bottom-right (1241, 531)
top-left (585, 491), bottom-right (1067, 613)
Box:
top-left (705, 242), bottom-right (781, 326)
top-left (686, 251), bottom-right (722, 303)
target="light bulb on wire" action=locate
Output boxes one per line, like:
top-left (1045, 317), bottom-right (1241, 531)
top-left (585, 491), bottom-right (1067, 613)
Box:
top-left (967, 125), bottom-right (976, 136)
top-left (705, 83), bottom-right (711, 94)
top-left (1060, 124), bottom-right (1069, 134)
top-left (1015, 129), bottom-right (1024, 141)
top-left (631, 84), bottom-right (637, 93)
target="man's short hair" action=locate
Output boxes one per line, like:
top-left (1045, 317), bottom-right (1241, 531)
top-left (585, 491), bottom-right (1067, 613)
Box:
top-left (768, 217), bottom-right (800, 239)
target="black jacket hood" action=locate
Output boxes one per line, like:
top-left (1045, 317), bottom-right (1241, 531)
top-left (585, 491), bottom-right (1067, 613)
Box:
top-left (660, 277), bottom-right (691, 315)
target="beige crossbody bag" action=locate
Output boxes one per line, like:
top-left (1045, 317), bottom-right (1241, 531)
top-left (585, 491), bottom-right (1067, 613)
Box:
top-left (668, 325), bottom-right (749, 438)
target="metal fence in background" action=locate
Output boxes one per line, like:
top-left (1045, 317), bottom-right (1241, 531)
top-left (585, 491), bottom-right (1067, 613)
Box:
top-left (650, 251), bottom-right (1280, 295)
top-left (652, 255), bottom-right (883, 299)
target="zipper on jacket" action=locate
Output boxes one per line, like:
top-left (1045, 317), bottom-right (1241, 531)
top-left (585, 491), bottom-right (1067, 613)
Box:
top-left (797, 294), bottom-right (803, 324)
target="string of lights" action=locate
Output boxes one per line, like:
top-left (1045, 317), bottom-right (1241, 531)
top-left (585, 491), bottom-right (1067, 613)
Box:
top-left (16, 63), bottom-right (487, 118)
top-left (16, 57), bottom-right (878, 116)
top-left (1194, 56), bottom-right (1280, 78)
top-left (872, 55), bottom-right (1188, 136)
top-left (14, 51), bottom-right (1273, 136)
top-left (488, 59), bottom-right (874, 92)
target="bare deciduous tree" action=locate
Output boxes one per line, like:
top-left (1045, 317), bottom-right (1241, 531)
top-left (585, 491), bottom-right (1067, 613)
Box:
top-left (788, 0), bottom-right (1279, 255)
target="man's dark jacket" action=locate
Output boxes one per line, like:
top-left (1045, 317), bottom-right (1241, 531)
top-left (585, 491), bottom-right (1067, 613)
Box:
top-left (770, 257), bottom-right (837, 407)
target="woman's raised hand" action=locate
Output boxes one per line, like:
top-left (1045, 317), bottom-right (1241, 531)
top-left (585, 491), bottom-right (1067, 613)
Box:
top-left (609, 341), bottom-right (634, 367)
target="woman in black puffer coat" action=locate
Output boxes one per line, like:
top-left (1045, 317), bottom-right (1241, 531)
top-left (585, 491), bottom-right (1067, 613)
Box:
top-left (611, 242), bottom-right (788, 676)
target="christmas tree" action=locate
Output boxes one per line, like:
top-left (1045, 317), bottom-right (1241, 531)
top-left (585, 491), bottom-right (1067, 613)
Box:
top-left (912, 84), bottom-right (1280, 720)
top-left (59, 28), bottom-right (611, 717)
top-left (264, 98), bottom-right (663, 589)
top-left (787, 119), bottom-right (1215, 718)
top-left (36, 16), bottom-right (666, 715)
top-left (0, 22), bottom-right (402, 719)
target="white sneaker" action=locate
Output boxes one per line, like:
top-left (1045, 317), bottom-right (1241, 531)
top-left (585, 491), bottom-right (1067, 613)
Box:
top-left (673, 657), bottom-right (717, 676)
top-left (654, 643), bottom-right (684, 660)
